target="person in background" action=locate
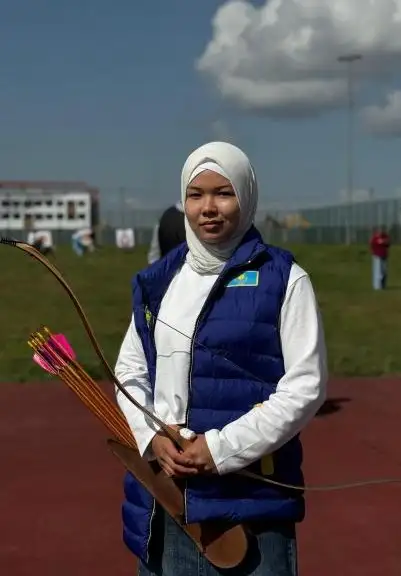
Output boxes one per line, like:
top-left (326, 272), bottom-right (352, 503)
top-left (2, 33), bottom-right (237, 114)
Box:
top-left (370, 227), bottom-right (390, 290)
top-left (71, 228), bottom-right (95, 257)
top-left (114, 141), bottom-right (327, 575)
top-left (147, 202), bottom-right (186, 264)
top-left (29, 231), bottom-right (54, 256)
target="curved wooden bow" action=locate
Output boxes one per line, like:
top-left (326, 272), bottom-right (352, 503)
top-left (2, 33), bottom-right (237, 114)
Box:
top-left (2, 237), bottom-right (401, 493)
top-left (0, 237), bottom-right (184, 449)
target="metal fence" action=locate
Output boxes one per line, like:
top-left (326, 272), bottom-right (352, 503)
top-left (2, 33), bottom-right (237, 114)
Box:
top-left (97, 193), bottom-right (401, 245)
top-left (3, 195), bottom-right (401, 247)
top-left (259, 197), bottom-right (401, 245)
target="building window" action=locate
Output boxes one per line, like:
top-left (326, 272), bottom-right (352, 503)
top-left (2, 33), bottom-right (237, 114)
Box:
top-left (24, 214), bottom-right (34, 229)
top-left (67, 201), bottom-right (76, 219)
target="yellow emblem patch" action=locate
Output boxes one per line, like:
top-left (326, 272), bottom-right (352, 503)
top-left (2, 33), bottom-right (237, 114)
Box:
top-left (144, 306), bottom-right (152, 327)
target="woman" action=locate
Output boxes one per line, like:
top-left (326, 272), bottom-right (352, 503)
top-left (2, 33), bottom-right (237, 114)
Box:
top-left (114, 141), bottom-right (327, 575)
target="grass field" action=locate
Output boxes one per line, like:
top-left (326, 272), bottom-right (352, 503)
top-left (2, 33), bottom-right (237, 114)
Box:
top-left (1, 242), bottom-right (400, 382)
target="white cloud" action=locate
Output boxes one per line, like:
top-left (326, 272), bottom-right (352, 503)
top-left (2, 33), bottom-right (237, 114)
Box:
top-left (360, 91), bottom-right (401, 136)
top-left (197, 0), bottom-right (401, 117)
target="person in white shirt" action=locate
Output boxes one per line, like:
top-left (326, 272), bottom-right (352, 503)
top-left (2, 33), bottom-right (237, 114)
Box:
top-left (114, 141), bottom-right (328, 576)
top-left (29, 230), bottom-right (54, 255)
top-left (71, 228), bottom-right (94, 256)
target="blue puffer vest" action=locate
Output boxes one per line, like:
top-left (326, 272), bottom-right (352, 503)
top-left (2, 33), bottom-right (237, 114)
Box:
top-left (121, 227), bottom-right (305, 563)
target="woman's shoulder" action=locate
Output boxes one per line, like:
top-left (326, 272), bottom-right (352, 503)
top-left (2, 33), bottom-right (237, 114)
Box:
top-left (287, 261), bottom-right (309, 287)
top-left (261, 242), bottom-right (295, 270)
top-left (133, 243), bottom-right (187, 281)
top-left (259, 243), bottom-right (310, 288)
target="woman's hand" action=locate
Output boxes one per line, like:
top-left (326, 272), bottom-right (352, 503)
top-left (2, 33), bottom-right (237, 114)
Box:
top-left (151, 432), bottom-right (199, 478)
top-left (181, 435), bottom-right (217, 475)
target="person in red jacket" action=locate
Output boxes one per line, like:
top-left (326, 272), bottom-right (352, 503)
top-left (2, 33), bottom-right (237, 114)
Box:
top-left (370, 227), bottom-right (390, 290)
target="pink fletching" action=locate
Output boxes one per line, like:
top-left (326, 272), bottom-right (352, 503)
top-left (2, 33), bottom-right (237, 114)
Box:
top-left (33, 353), bottom-right (56, 375)
top-left (49, 333), bottom-right (76, 360)
top-left (32, 333), bottom-right (76, 375)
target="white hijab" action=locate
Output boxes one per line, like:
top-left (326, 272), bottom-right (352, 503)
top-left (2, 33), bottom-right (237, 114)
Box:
top-left (181, 141), bottom-right (258, 275)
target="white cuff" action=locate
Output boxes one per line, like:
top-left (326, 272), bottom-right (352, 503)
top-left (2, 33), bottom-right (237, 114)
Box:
top-left (204, 429), bottom-right (225, 474)
top-left (136, 428), bottom-right (158, 461)
top-left (179, 427), bottom-right (197, 441)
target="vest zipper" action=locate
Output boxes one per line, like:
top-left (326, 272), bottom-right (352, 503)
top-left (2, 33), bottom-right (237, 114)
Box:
top-left (182, 256), bottom-right (260, 523)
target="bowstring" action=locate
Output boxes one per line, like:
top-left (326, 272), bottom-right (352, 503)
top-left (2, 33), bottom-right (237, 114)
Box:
top-left (2, 239), bottom-right (401, 492)
top-left (141, 306), bottom-right (401, 492)
top-left (143, 306), bottom-right (273, 390)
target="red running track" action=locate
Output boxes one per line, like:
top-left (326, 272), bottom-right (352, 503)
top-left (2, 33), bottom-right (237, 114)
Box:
top-left (0, 379), bottom-right (400, 576)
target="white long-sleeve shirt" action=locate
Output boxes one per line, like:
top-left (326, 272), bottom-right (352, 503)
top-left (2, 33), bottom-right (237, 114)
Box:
top-left (115, 261), bottom-right (327, 475)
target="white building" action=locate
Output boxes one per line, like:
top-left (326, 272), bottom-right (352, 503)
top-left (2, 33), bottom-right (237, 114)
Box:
top-left (0, 181), bottom-right (100, 231)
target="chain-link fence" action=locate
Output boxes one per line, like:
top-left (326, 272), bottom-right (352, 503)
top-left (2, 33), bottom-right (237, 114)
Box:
top-left (2, 186), bottom-right (401, 246)
top-left (258, 197), bottom-right (401, 245)
top-left (98, 190), bottom-right (401, 246)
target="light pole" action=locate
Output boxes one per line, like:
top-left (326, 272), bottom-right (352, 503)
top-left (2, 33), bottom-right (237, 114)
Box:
top-left (337, 53), bottom-right (362, 245)
top-left (119, 187), bottom-right (126, 228)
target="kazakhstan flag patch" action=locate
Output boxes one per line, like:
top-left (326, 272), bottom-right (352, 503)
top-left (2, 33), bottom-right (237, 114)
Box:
top-left (226, 270), bottom-right (259, 287)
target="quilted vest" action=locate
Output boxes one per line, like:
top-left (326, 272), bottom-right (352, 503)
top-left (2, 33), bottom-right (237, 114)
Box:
top-left (121, 227), bottom-right (305, 563)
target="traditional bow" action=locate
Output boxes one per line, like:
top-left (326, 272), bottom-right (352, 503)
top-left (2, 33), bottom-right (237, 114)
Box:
top-left (0, 237), bottom-right (183, 448)
top-left (1, 237), bottom-right (401, 493)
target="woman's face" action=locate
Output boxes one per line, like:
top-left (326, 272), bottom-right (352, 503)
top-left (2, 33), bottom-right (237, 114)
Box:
top-left (185, 170), bottom-right (240, 244)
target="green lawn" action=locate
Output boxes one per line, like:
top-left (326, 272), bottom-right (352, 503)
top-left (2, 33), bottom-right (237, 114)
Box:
top-left (1, 243), bottom-right (400, 382)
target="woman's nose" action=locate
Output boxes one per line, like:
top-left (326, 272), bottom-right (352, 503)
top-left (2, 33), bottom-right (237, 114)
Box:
top-left (201, 194), bottom-right (218, 215)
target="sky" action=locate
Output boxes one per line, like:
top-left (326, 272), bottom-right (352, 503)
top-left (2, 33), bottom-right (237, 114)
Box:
top-left (1, 0), bottom-right (401, 213)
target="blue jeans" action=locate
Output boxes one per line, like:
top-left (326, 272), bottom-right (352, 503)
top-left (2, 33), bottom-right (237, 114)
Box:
top-left (372, 256), bottom-right (387, 290)
top-left (71, 237), bottom-right (84, 256)
top-left (138, 509), bottom-right (298, 576)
